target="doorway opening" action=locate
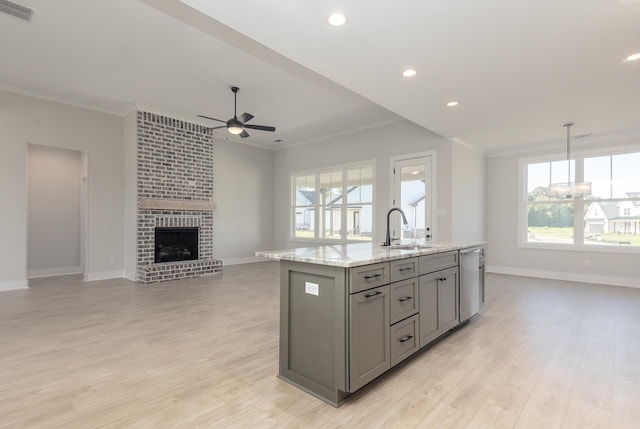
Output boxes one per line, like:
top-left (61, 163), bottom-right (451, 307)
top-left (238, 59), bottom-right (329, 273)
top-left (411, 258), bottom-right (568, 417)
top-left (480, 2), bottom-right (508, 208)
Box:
top-left (26, 144), bottom-right (88, 281)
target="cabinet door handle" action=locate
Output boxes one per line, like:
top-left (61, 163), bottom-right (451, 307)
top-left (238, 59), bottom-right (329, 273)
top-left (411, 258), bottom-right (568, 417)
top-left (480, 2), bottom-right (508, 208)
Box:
top-left (364, 291), bottom-right (383, 298)
top-left (399, 335), bottom-right (414, 343)
top-left (364, 274), bottom-right (382, 280)
top-left (398, 296), bottom-right (413, 302)
top-left (438, 277), bottom-right (447, 281)
top-left (398, 267), bottom-right (413, 272)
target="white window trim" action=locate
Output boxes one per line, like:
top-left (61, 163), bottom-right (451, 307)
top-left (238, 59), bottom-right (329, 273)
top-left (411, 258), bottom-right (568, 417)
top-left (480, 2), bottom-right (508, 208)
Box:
top-left (290, 160), bottom-right (376, 243)
top-left (518, 146), bottom-right (640, 254)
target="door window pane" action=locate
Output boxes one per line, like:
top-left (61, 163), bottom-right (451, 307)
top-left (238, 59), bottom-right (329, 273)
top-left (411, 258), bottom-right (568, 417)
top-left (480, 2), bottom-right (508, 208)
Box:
top-left (399, 164), bottom-right (427, 238)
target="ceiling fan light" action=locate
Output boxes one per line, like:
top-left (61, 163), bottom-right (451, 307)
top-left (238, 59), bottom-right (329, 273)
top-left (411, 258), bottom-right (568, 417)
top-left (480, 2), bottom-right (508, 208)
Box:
top-left (227, 125), bottom-right (243, 135)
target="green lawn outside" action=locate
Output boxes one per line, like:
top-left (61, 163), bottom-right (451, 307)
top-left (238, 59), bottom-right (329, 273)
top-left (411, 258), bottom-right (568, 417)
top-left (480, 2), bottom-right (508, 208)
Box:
top-left (528, 226), bottom-right (573, 239)
top-left (528, 226), bottom-right (640, 246)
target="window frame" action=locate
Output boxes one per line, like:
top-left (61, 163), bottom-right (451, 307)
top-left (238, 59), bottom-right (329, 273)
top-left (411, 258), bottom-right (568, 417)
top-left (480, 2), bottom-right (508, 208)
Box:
top-left (519, 145), bottom-right (640, 254)
top-left (290, 160), bottom-right (375, 244)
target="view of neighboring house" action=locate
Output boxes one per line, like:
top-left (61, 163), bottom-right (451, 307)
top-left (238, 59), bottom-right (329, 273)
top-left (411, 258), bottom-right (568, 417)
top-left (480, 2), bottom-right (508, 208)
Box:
top-left (584, 192), bottom-right (640, 235)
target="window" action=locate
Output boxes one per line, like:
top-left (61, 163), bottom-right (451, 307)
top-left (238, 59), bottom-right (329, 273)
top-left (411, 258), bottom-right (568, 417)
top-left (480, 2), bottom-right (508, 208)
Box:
top-left (292, 162), bottom-right (373, 242)
top-left (523, 150), bottom-right (640, 250)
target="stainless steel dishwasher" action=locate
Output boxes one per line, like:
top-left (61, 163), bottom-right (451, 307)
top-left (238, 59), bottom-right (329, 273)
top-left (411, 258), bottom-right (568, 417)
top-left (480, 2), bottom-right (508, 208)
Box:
top-left (460, 247), bottom-right (481, 322)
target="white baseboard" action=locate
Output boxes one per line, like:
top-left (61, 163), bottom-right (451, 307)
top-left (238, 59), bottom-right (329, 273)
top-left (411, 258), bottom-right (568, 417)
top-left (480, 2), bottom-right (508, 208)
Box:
top-left (124, 270), bottom-right (137, 282)
top-left (222, 256), bottom-right (270, 266)
top-left (486, 265), bottom-right (640, 289)
top-left (85, 270), bottom-right (125, 282)
top-left (0, 279), bottom-right (29, 292)
top-left (27, 266), bottom-right (81, 279)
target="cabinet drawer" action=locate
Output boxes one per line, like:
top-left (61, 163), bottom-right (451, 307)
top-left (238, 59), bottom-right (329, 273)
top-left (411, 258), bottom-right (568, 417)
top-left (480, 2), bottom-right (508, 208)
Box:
top-left (390, 315), bottom-right (420, 367)
top-left (350, 262), bottom-right (390, 293)
top-left (390, 278), bottom-right (419, 324)
top-left (390, 257), bottom-right (419, 283)
top-left (419, 250), bottom-right (458, 275)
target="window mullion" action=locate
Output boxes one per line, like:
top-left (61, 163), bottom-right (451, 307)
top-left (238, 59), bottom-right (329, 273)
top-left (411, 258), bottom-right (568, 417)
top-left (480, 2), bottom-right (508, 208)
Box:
top-left (574, 155), bottom-right (585, 245)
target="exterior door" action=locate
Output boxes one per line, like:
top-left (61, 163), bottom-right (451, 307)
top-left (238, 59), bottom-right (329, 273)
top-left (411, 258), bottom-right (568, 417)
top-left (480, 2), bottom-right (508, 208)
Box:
top-left (392, 155), bottom-right (433, 241)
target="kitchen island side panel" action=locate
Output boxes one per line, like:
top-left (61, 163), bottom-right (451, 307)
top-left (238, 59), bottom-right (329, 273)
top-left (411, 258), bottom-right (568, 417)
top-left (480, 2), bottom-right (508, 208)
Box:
top-left (279, 261), bottom-right (349, 406)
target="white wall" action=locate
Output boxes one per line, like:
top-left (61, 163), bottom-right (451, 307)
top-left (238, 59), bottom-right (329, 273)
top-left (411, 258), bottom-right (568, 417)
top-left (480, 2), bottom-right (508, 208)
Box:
top-left (273, 120), bottom-right (453, 249)
top-left (0, 90), bottom-right (124, 290)
top-left (213, 139), bottom-right (274, 264)
top-left (451, 140), bottom-right (487, 242)
top-left (123, 111), bottom-right (138, 280)
top-left (27, 144), bottom-right (83, 277)
top-left (487, 140), bottom-right (640, 288)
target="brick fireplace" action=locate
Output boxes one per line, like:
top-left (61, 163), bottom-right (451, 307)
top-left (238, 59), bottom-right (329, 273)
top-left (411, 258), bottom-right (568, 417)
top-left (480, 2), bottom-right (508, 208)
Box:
top-left (135, 111), bottom-right (222, 283)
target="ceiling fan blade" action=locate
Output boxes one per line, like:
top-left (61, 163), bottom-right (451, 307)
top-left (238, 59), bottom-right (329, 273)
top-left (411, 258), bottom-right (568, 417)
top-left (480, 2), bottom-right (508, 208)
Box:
top-left (240, 130), bottom-right (250, 138)
top-left (238, 112), bottom-right (254, 123)
top-left (197, 114), bottom-right (227, 124)
top-left (207, 125), bottom-right (227, 130)
top-left (244, 124), bottom-right (276, 132)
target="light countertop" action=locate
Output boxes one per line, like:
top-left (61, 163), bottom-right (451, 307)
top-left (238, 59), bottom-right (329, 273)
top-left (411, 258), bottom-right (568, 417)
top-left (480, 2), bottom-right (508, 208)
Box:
top-left (254, 241), bottom-right (486, 268)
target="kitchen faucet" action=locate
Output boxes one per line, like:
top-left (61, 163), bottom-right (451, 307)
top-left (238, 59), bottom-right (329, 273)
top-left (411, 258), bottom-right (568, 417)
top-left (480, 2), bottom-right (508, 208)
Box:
top-left (383, 207), bottom-right (408, 246)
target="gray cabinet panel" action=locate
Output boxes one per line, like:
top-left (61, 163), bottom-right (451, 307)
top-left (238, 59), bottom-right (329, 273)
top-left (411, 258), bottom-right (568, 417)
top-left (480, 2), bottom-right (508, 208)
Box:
top-left (439, 267), bottom-right (459, 333)
top-left (419, 273), bottom-right (440, 347)
top-left (279, 261), bottom-right (348, 406)
top-left (349, 285), bottom-right (390, 392)
top-left (349, 262), bottom-right (390, 293)
top-left (390, 315), bottom-right (420, 367)
top-left (390, 257), bottom-right (418, 283)
top-left (390, 278), bottom-right (419, 324)
top-left (419, 250), bottom-right (458, 275)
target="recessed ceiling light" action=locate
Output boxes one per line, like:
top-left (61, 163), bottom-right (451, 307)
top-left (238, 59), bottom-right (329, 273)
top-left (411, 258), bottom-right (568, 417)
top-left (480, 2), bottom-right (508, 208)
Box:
top-left (327, 12), bottom-right (347, 26)
top-left (411, 170), bottom-right (420, 175)
top-left (624, 52), bottom-right (640, 62)
top-left (402, 69), bottom-right (417, 77)
top-left (446, 101), bottom-right (459, 107)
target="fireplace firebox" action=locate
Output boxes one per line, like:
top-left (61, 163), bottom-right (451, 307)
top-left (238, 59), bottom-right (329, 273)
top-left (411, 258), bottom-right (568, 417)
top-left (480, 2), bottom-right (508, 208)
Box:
top-left (154, 227), bottom-right (199, 263)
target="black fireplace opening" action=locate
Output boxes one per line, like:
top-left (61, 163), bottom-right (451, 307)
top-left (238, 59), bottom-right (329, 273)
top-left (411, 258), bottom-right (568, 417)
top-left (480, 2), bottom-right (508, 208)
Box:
top-left (154, 227), bottom-right (199, 263)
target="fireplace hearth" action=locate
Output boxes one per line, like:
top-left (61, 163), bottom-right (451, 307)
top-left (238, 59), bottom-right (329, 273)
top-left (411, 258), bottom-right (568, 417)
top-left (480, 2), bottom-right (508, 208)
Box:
top-left (154, 227), bottom-right (198, 263)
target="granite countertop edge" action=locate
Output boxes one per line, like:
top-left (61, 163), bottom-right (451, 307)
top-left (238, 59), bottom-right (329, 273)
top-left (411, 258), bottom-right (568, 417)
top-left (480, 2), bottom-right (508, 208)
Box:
top-left (254, 241), bottom-right (486, 268)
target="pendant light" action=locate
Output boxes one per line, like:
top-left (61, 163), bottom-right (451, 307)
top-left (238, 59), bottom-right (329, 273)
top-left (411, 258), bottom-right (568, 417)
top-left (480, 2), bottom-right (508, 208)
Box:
top-left (547, 122), bottom-right (591, 199)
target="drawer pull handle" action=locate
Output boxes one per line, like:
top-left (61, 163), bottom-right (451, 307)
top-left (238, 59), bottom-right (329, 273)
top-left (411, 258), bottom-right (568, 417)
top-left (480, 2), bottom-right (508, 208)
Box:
top-left (438, 277), bottom-right (447, 281)
top-left (364, 291), bottom-right (383, 298)
top-left (399, 335), bottom-right (414, 343)
top-left (398, 267), bottom-right (414, 272)
top-left (364, 274), bottom-right (382, 280)
top-left (398, 296), bottom-right (413, 302)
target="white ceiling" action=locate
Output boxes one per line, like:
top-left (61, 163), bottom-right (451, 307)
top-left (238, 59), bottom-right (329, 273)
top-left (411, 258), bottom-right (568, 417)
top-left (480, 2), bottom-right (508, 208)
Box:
top-left (1, 0), bottom-right (639, 152)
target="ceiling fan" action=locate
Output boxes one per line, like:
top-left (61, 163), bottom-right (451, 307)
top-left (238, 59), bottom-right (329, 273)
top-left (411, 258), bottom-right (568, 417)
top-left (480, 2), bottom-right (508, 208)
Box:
top-left (198, 86), bottom-right (276, 138)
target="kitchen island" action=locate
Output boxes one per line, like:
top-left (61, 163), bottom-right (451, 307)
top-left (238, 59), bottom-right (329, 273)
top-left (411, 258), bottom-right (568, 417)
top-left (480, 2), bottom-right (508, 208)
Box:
top-left (255, 241), bottom-right (485, 407)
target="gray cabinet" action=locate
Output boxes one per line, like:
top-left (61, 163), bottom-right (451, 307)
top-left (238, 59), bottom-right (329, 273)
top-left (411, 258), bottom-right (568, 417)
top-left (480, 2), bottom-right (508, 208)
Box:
top-left (390, 277), bottom-right (419, 324)
top-left (418, 272), bottom-right (440, 346)
top-left (439, 267), bottom-right (459, 332)
top-left (349, 285), bottom-right (390, 392)
top-left (278, 247), bottom-right (470, 406)
top-left (418, 266), bottom-right (459, 348)
top-left (390, 314), bottom-right (419, 367)
top-left (390, 257), bottom-right (418, 283)
top-left (350, 262), bottom-right (390, 293)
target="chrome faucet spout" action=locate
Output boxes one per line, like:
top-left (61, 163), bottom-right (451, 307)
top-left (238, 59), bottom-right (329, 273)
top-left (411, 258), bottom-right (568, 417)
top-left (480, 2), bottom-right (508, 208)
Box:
top-left (383, 208), bottom-right (408, 246)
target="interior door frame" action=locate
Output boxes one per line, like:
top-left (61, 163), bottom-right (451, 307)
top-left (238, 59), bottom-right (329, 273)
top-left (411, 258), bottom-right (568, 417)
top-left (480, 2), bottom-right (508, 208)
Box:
top-left (389, 151), bottom-right (437, 241)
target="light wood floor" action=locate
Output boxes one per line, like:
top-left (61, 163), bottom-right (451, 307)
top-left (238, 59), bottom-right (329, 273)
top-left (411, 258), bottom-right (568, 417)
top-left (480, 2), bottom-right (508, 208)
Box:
top-left (1, 263), bottom-right (639, 428)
